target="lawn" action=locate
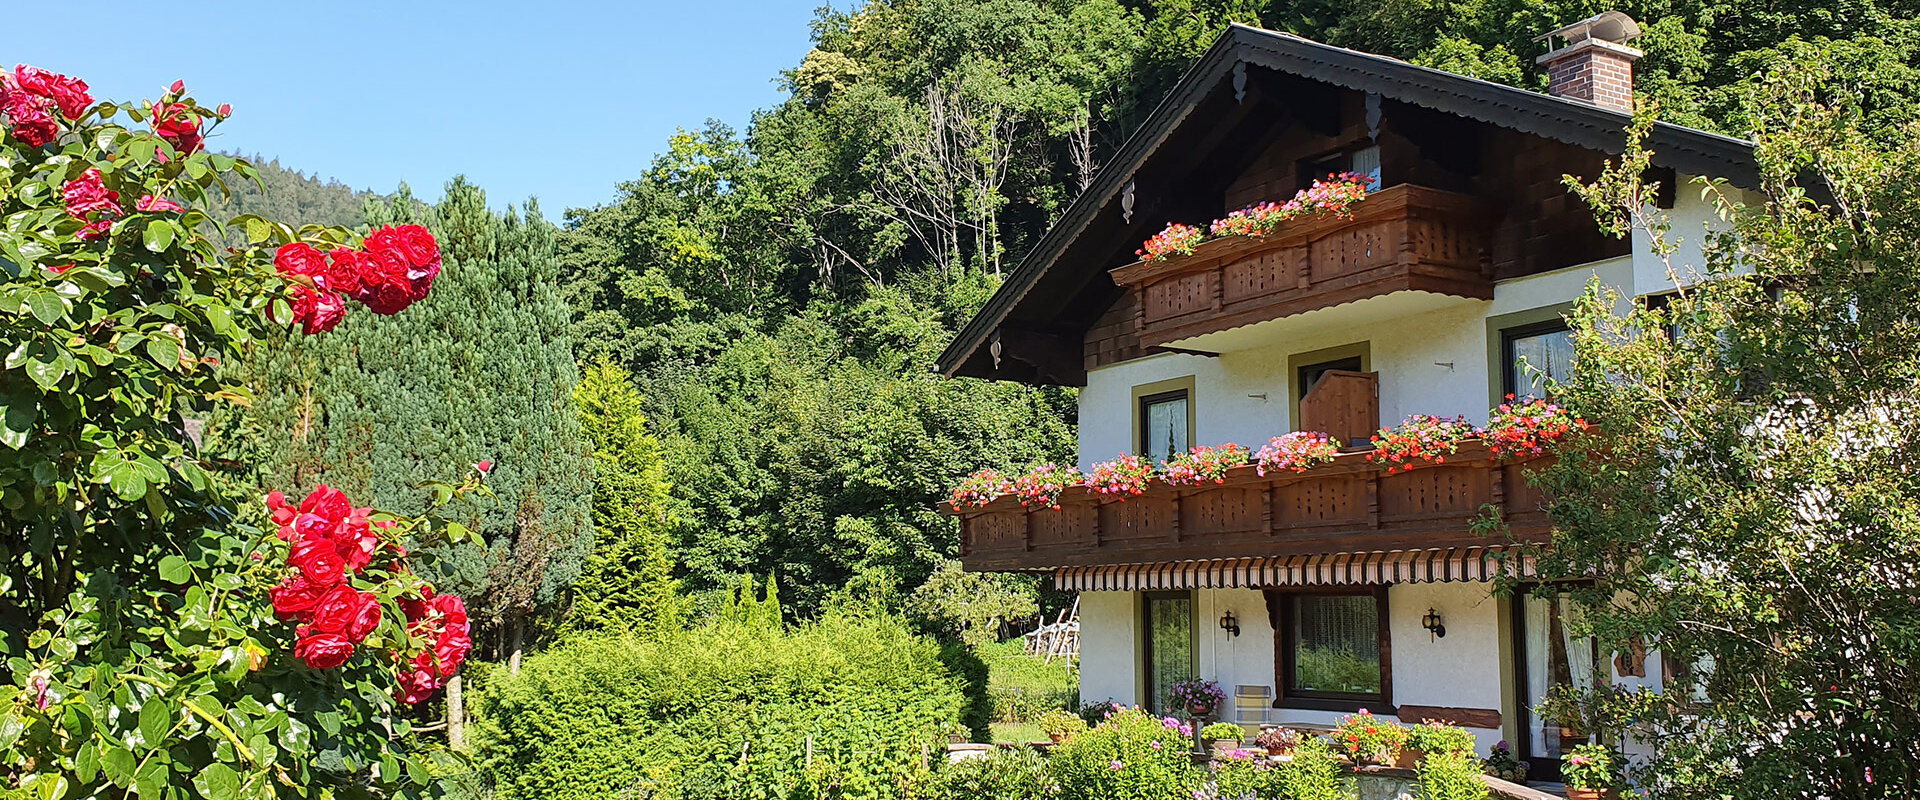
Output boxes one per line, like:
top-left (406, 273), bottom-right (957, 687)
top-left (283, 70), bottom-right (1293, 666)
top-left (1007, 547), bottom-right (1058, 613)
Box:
top-left (980, 638), bottom-right (1079, 737)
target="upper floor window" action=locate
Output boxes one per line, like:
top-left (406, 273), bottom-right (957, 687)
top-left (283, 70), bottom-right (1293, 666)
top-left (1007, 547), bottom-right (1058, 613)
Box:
top-left (1139, 390), bottom-right (1191, 462)
top-left (1306, 144), bottom-right (1382, 190)
top-left (1502, 320), bottom-right (1574, 399)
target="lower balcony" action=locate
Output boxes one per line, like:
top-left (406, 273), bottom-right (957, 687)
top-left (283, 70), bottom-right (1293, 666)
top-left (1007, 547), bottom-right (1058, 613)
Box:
top-left (946, 443), bottom-right (1552, 572)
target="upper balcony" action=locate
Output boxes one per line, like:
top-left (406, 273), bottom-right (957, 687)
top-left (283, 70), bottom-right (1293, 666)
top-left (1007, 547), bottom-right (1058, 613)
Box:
top-left (1108, 184), bottom-right (1495, 351)
top-left (946, 444), bottom-right (1552, 573)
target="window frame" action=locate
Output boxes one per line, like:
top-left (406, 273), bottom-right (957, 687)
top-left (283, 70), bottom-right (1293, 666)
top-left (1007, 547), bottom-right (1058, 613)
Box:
top-left (1141, 590), bottom-right (1196, 715)
top-left (1267, 586), bottom-right (1393, 712)
top-left (1130, 376), bottom-right (1196, 459)
top-left (1500, 319), bottom-right (1574, 399)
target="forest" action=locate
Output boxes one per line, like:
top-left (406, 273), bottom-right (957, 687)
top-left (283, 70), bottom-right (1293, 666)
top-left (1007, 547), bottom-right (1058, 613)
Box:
top-left (16, 0), bottom-right (1918, 796)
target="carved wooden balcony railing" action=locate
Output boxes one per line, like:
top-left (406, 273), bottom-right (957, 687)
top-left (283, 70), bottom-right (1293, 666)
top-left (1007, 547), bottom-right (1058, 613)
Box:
top-left (944, 443), bottom-right (1552, 572)
top-left (1108, 184), bottom-right (1495, 348)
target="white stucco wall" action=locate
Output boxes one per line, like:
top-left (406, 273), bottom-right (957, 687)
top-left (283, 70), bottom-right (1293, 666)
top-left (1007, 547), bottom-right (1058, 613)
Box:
top-left (1631, 174), bottom-right (1750, 293)
top-left (1078, 255), bottom-right (1638, 465)
top-left (1078, 590), bottom-right (1139, 707)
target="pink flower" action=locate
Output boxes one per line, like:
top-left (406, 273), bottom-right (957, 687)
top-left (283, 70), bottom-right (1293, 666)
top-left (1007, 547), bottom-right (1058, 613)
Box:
top-left (1109, 760), bottom-right (1124, 770)
top-left (136, 194), bottom-right (184, 213)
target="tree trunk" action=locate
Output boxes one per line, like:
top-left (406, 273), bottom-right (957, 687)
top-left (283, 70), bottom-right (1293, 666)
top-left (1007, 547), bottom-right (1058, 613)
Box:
top-left (507, 614), bottom-right (525, 676)
top-left (447, 674), bottom-right (467, 751)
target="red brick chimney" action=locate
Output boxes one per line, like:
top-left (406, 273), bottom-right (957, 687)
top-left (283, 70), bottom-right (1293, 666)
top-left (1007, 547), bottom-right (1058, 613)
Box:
top-left (1535, 11), bottom-right (1643, 112)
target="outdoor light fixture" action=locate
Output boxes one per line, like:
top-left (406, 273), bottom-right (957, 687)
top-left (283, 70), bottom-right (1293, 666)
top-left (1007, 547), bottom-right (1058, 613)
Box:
top-left (1421, 607), bottom-right (1447, 640)
top-left (1219, 609), bottom-right (1241, 637)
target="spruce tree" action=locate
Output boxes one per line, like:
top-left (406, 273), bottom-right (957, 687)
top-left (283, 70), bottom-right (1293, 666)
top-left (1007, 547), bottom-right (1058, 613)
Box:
top-left (564, 357), bottom-right (681, 639)
top-left (220, 177), bottom-right (592, 671)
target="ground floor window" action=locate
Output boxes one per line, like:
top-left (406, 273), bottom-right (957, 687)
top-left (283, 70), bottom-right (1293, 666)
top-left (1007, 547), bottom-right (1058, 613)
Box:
top-left (1268, 588), bottom-right (1390, 710)
top-left (1143, 591), bottom-right (1194, 714)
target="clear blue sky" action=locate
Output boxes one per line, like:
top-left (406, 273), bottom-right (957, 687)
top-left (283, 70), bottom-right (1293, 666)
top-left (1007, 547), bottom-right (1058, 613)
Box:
top-left (3, 1), bottom-right (822, 214)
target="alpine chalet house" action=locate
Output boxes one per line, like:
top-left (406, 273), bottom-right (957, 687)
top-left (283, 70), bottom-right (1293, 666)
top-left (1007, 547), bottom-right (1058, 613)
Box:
top-left (936, 15), bottom-right (1758, 777)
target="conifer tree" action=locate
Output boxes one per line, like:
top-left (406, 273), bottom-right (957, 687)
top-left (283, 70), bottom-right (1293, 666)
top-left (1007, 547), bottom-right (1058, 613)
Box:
top-left (564, 357), bottom-right (681, 639)
top-left (221, 177), bottom-right (592, 674)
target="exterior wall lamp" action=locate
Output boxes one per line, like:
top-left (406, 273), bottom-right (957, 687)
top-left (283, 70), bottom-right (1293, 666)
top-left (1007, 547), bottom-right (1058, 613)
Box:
top-left (1219, 609), bottom-right (1240, 637)
top-left (1422, 607), bottom-right (1447, 640)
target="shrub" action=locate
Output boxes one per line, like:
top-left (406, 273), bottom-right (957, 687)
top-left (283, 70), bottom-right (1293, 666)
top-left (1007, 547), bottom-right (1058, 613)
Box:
top-left (1405, 722), bottom-right (1476, 757)
top-left (1203, 738), bottom-right (1350, 800)
top-left (1202, 723), bottom-right (1245, 742)
top-left (1418, 749), bottom-right (1490, 800)
top-left (476, 612), bottom-right (966, 800)
top-left (1039, 709), bottom-right (1088, 739)
top-left (1051, 708), bottom-right (1202, 800)
top-left (1253, 727), bottom-right (1301, 753)
top-left (920, 747), bottom-right (1055, 800)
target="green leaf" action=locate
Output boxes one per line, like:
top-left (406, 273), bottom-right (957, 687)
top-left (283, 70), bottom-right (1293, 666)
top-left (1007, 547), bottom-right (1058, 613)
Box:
top-left (29, 774), bottom-right (67, 800)
top-left (244, 217), bottom-right (269, 245)
top-left (98, 459), bottom-right (148, 501)
top-left (0, 397), bottom-right (34, 449)
top-left (143, 221), bottom-right (175, 253)
top-left (158, 555), bottom-right (190, 584)
top-left (24, 346), bottom-right (70, 392)
top-left (25, 290), bottom-right (67, 326)
top-left (137, 697), bottom-right (172, 750)
top-left (101, 744), bottom-right (135, 786)
top-left (144, 337), bottom-right (180, 371)
top-left (194, 763), bottom-right (241, 800)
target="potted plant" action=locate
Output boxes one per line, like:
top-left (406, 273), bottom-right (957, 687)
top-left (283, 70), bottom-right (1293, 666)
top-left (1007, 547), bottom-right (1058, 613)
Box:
top-left (1481, 739), bottom-right (1530, 783)
top-left (1166, 678), bottom-right (1226, 721)
top-left (1253, 726), bottom-right (1301, 758)
top-left (1332, 710), bottom-right (1410, 767)
top-left (1202, 722), bottom-right (1245, 753)
top-left (1037, 709), bottom-right (1087, 744)
top-left (1400, 720), bottom-right (1476, 768)
top-left (1562, 744), bottom-right (1624, 800)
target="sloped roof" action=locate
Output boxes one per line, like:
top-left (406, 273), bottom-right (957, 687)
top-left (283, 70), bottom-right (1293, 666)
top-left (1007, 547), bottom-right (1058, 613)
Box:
top-left (936, 24), bottom-right (1757, 380)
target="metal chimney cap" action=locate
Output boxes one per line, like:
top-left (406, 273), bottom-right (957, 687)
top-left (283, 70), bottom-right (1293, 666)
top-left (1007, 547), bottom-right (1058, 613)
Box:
top-left (1535, 11), bottom-right (1642, 45)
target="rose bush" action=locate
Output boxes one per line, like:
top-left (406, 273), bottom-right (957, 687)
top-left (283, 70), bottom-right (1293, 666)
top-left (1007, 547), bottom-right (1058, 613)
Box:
top-left (1, 66), bottom-right (474, 799)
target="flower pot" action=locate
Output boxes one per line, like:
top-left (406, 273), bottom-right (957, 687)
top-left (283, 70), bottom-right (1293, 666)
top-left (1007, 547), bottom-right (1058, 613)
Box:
top-left (1049, 732), bottom-right (1068, 744)
top-left (1210, 740), bottom-right (1242, 754)
top-left (1394, 748), bottom-right (1425, 769)
top-left (1566, 789), bottom-right (1616, 800)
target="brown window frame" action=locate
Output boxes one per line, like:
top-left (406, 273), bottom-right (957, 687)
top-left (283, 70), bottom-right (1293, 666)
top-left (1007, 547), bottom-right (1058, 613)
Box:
top-left (1266, 586), bottom-right (1394, 712)
top-left (1137, 389), bottom-right (1192, 461)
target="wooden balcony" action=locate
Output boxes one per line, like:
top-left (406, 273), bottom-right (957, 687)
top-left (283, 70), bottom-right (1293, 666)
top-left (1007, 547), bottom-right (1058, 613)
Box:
top-left (1108, 184), bottom-right (1495, 349)
top-left (946, 443), bottom-right (1553, 572)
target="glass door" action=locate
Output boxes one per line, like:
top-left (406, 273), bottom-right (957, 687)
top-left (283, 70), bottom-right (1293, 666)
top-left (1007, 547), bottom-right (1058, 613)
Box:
top-left (1144, 592), bottom-right (1194, 714)
top-left (1514, 590), bottom-right (1601, 782)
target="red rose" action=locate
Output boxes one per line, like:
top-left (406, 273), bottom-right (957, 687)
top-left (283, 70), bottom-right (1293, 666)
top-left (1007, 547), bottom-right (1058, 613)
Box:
top-left (288, 286), bottom-right (345, 335)
top-left (150, 101), bottom-right (203, 156)
top-left (353, 244), bottom-right (415, 315)
top-left (312, 585), bottom-right (383, 642)
top-left (334, 508), bottom-right (380, 572)
top-left (395, 667), bottom-right (440, 704)
top-left (270, 574), bottom-right (327, 620)
top-left (135, 194), bottom-right (184, 214)
top-left (11, 66), bottom-right (56, 97)
top-left (75, 219), bottom-right (113, 240)
top-left (266, 490), bottom-right (298, 529)
top-left (47, 75), bottom-right (90, 119)
top-left (298, 485), bottom-right (351, 521)
top-left (290, 534), bottom-right (346, 585)
top-left (274, 242), bottom-right (327, 280)
top-left (293, 627), bottom-right (355, 670)
top-left (62, 168), bottom-right (120, 219)
top-left (400, 584), bottom-right (437, 625)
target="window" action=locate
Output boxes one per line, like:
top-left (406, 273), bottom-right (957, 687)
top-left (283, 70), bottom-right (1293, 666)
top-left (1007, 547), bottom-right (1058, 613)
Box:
top-left (1139, 390), bottom-right (1190, 462)
top-left (1513, 589), bottom-right (1604, 782)
top-left (1297, 356), bottom-right (1363, 405)
top-left (1502, 320), bottom-right (1575, 399)
top-left (1143, 592), bottom-right (1194, 714)
top-left (1306, 144), bottom-right (1383, 190)
top-left (1271, 590), bottom-right (1389, 710)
